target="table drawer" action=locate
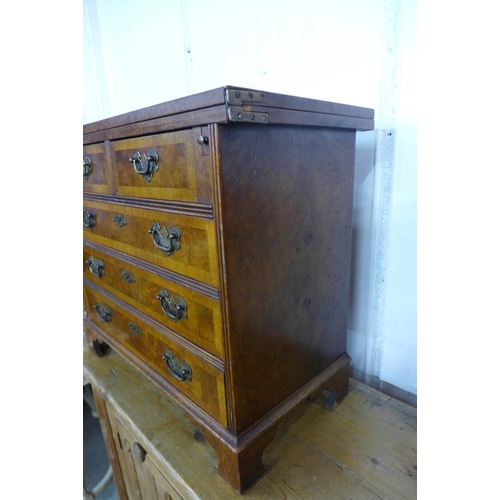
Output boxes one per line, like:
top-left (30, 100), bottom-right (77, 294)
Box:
top-left (84, 286), bottom-right (227, 427)
top-left (83, 200), bottom-right (219, 288)
top-left (110, 129), bottom-right (212, 203)
top-left (83, 245), bottom-right (224, 358)
top-left (83, 143), bottom-right (112, 194)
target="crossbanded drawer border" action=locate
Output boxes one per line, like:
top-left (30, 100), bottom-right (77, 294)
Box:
top-left (83, 239), bottom-right (219, 301)
top-left (83, 278), bottom-right (224, 373)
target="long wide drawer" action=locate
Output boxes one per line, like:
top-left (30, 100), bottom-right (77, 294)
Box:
top-left (83, 199), bottom-right (219, 287)
top-left (84, 285), bottom-right (227, 427)
top-left (110, 129), bottom-right (212, 204)
top-left (83, 244), bottom-right (224, 358)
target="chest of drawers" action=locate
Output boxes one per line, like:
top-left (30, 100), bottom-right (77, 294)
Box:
top-left (83, 86), bottom-right (374, 492)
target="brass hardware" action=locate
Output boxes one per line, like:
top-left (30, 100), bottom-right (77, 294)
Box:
top-left (197, 135), bottom-right (209, 145)
top-left (113, 214), bottom-right (127, 227)
top-left (94, 302), bottom-right (111, 323)
top-left (148, 223), bottom-right (181, 256)
top-left (157, 290), bottom-right (187, 322)
top-left (162, 350), bottom-right (192, 382)
top-left (129, 150), bottom-right (159, 182)
top-left (83, 156), bottom-right (92, 179)
top-left (228, 106), bottom-right (268, 124)
top-left (128, 322), bottom-right (142, 335)
top-left (83, 208), bottom-right (96, 229)
top-left (121, 270), bottom-right (135, 283)
top-left (86, 256), bottom-right (104, 277)
top-left (226, 89), bottom-right (267, 105)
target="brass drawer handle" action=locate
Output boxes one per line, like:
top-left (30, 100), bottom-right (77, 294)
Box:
top-left (94, 302), bottom-right (111, 323)
top-left (83, 156), bottom-right (92, 179)
top-left (157, 290), bottom-right (187, 322)
top-left (86, 256), bottom-right (104, 277)
top-left (162, 350), bottom-right (192, 382)
top-left (83, 208), bottom-right (96, 229)
top-left (129, 150), bottom-right (159, 182)
top-left (148, 223), bottom-right (181, 256)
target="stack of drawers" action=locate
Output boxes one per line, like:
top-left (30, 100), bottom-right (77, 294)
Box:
top-left (83, 125), bottom-right (228, 425)
top-left (83, 86), bottom-right (373, 492)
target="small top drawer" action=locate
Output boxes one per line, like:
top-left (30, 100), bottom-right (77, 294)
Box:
top-left (110, 129), bottom-right (212, 204)
top-left (83, 143), bottom-right (112, 194)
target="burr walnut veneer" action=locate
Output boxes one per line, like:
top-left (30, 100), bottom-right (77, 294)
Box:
top-left (83, 86), bottom-right (374, 492)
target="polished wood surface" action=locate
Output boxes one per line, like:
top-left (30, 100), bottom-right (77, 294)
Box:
top-left (84, 346), bottom-right (417, 500)
top-left (83, 199), bottom-right (220, 287)
top-left (83, 86), bottom-right (374, 491)
top-left (83, 86), bottom-right (374, 137)
top-left (217, 124), bottom-right (356, 434)
top-left (84, 287), bottom-right (227, 426)
top-left (83, 142), bottom-right (112, 194)
top-left (83, 243), bottom-right (224, 357)
top-left (110, 128), bottom-right (213, 204)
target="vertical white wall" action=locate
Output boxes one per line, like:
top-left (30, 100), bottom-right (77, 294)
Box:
top-left (379, 0), bottom-right (417, 395)
top-left (83, 0), bottom-right (417, 397)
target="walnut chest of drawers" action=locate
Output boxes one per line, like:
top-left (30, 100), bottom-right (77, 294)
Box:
top-left (83, 86), bottom-right (374, 492)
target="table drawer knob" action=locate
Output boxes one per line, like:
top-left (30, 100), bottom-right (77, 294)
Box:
top-left (86, 256), bottom-right (104, 277)
top-left (157, 290), bottom-right (187, 322)
top-left (129, 150), bottom-right (159, 182)
top-left (94, 302), bottom-right (111, 323)
top-left (148, 223), bottom-right (181, 256)
top-left (83, 156), bottom-right (92, 179)
top-left (83, 208), bottom-right (96, 229)
top-left (162, 350), bottom-right (192, 382)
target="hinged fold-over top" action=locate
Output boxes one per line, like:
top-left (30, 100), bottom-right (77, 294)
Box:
top-left (83, 86), bottom-right (374, 144)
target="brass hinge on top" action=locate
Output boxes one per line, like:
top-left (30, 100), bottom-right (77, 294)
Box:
top-left (227, 106), bottom-right (268, 124)
top-left (226, 88), bottom-right (267, 105)
top-left (225, 89), bottom-right (269, 124)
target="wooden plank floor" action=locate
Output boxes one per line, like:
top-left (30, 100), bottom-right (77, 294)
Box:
top-left (84, 345), bottom-right (417, 499)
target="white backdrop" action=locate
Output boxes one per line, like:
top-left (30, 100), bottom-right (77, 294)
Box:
top-left (83, 0), bottom-right (417, 398)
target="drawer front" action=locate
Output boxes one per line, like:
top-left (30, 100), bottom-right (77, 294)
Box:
top-left (110, 129), bottom-right (212, 203)
top-left (83, 200), bottom-right (219, 287)
top-left (83, 245), bottom-right (224, 358)
top-left (84, 286), bottom-right (227, 427)
top-left (83, 143), bottom-right (112, 194)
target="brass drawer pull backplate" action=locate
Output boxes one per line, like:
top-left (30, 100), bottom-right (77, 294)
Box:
top-left (121, 270), bottom-right (135, 283)
top-left (162, 350), bottom-right (192, 382)
top-left (129, 150), bottom-right (159, 182)
top-left (94, 302), bottom-right (111, 323)
top-left (157, 289), bottom-right (187, 322)
top-left (83, 156), bottom-right (92, 179)
top-left (148, 223), bottom-right (181, 256)
top-left (128, 321), bottom-right (142, 336)
top-left (86, 256), bottom-right (104, 277)
top-left (83, 208), bottom-right (96, 229)
top-left (113, 214), bottom-right (127, 227)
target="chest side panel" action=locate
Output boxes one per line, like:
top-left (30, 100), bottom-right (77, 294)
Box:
top-left (218, 124), bottom-right (356, 434)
